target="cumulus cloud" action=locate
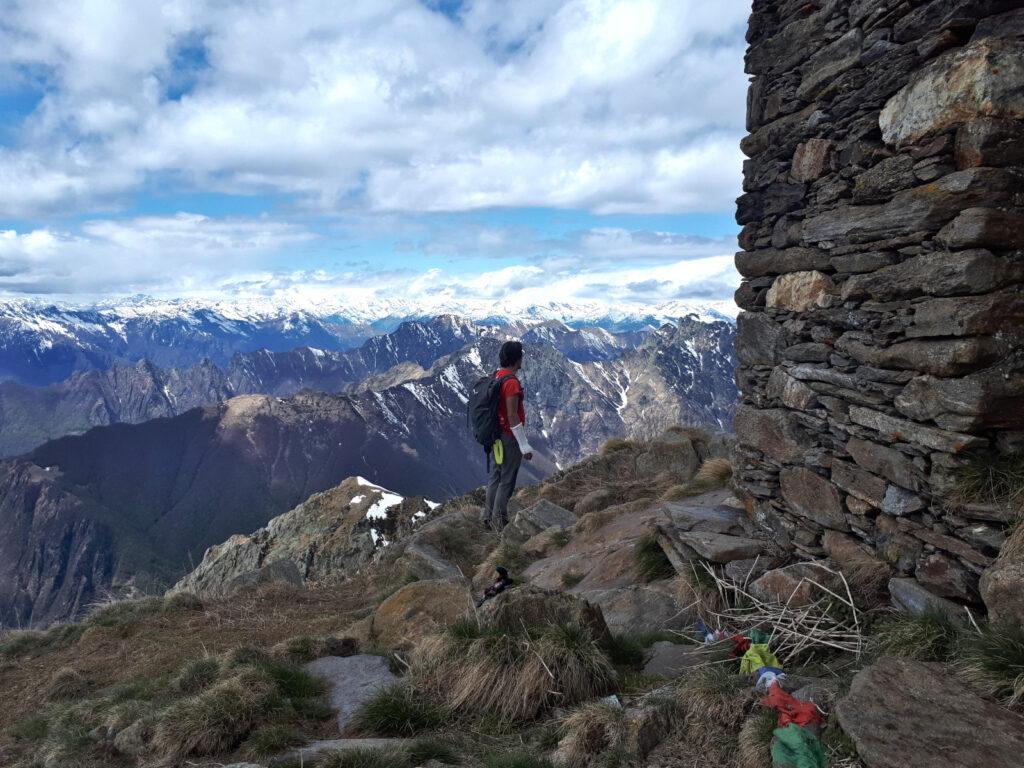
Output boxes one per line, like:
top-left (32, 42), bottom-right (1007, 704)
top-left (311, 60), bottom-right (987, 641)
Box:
top-left (0, 214), bottom-right (315, 294)
top-left (0, 0), bottom-right (748, 217)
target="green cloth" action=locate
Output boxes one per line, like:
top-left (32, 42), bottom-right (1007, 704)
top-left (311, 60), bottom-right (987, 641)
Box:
top-left (771, 724), bottom-right (826, 768)
top-left (747, 629), bottom-right (771, 644)
top-left (739, 643), bottom-right (781, 674)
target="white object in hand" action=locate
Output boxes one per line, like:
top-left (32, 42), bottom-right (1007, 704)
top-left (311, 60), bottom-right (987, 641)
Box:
top-left (511, 423), bottom-right (534, 455)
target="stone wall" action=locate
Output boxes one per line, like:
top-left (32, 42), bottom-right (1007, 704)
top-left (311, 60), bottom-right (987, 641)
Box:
top-left (734, 0), bottom-right (1024, 616)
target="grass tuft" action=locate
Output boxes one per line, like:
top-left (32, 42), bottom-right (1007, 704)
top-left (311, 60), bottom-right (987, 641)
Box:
top-left (0, 623), bottom-right (84, 660)
top-left (870, 611), bottom-right (961, 662)
top-left (172, 657), bottom-right (220, 695)
top-left (561, 572), bottom-right (584, 589)
top-left (483, 751), bottom-right (555, 768)
top-left (634, 534), bottom-right (675, 582)
top-left (601, 438), bottom-right (636, 455)
top-left (45, 667), bottom-right (90, 701)
top-left (350, 683), bottom-right (444, 736)
top-left (736, 708), bottom-right (776, 768)
top-left (952, 452), bottom-right (1024, 514)
top-left (407, 737), bottom-right (460, 765)
top-left (243, 722), bottom-right (305, 758)
top-left (959, 622), bottom-right (1024, 707)
top-left (320, 747), bottom-right (412, 768)
top-left (557, 701), bottom-right (629, 768)
top-left (153, 668), bottom-right (277, 758)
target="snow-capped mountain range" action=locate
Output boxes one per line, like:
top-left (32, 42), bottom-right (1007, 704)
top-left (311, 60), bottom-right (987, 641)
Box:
top-left (0, 295), bottom-right (736, 386)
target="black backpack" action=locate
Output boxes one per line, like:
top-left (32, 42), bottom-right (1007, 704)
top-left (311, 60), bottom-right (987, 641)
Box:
top-left (468, 372), bottom-right (516, 452)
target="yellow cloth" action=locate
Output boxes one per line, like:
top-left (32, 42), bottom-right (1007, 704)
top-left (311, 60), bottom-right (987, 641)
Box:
top-left (493, 438), bottom-right (504, 465)
top-left (740, 643), bottom-right (781, 674)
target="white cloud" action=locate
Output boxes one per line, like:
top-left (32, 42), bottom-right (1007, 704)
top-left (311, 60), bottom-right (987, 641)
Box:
top-left (0, 214), bottom-right (315, 294)
top-left (0, 0), bottom-right (748, 217)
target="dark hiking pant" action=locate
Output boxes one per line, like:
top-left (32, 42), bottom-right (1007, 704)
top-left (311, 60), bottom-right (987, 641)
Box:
top-left (484, 433), bottom-right (522, 530)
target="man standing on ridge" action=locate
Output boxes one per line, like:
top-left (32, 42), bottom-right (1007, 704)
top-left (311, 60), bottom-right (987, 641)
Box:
top-left (483, 340), bottom-right (533, 530)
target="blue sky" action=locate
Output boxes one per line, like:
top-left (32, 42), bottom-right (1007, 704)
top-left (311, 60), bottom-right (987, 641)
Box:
top-left (0, 0), bottom-right (749, 309)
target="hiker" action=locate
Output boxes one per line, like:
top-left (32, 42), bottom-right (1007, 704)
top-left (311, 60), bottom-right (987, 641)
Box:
top-left (468, 340), bottom-right (534, 530)
top-left (476, 565), bottom-right (514, 607)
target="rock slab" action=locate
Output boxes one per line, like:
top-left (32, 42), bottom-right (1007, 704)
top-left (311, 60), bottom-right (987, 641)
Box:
top-left (305, 655), bottom-right (398, 732)
top-left (837, 656), bottom-right (1024, 768)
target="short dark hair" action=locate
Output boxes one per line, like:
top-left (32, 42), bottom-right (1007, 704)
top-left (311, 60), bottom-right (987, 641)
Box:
top-left (499, 340), bottom-right (524, 368)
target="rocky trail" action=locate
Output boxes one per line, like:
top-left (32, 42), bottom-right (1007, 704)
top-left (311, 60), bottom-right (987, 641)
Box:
top-left (2, 428), bottom-right (1021, 768)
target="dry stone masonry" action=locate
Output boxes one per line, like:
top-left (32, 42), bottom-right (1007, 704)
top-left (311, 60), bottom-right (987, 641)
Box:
top-left (734, 0), bottom-right (1024, 617)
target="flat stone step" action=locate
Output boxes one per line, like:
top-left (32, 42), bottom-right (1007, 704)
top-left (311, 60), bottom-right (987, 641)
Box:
top-left (657, 525), bottom-right (766, 567)
top-left (304, 655), bottom-right (398, 732)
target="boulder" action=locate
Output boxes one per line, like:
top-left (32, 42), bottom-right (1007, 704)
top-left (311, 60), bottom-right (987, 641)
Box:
top-left (888, 577), bottom-right (966, 624)
top-left (980, 523), bottom-right (1024, 626)
top-left (881, 486), bottom-right (926, 516)
top-left (837, 656), bottom-right (1024, 768)
top-left (724, 556), bottom-right (783, 585)
top-left (523, 502), bottom-right (670, 592)
top-left (578, 583), bottom-right (687, 635)
top-left (504, 500), bottom-right (576, 544)
top-left (575, 488), bottom-right (613, 515)
top-left (371, 579), bottom-right (474, 649)
top-left (749, 562), bottom-right (842, 607)
top-left (880, 37), bottom-right (1024, 146)
top-left (304, 655), bottom-right (397, 732)
top-left (478, 586), bottom-right (611, 644)
top-left (658, 527), bottom-right (765, 565)
top-left (780, 467), bottom-right (848, 531)
top-left (765, 270), bottom-right (835, 312)
top-left (642, 642), bottom-right (726, 677)
top-left (400, 541), bottom-right (463, 582)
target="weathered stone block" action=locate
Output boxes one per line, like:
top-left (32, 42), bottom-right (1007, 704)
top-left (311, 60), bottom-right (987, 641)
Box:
top-left (937, 207), bottom-right (1024, 249)
top-left (832, 459), bottom-right (888, 507)
top-left (955, 117), bottom-right (1024, 167)
top-left (791, 138), bottom-right (832, 182)
top-left (736, 311), bottom-right (786, 366)
top-left (852, 155), bottom-right (918, 203)
top-left (736, 182), bottom-right (807, 225)
top-left (765, 270), bottom-right (836, 311)
top-left (835, 335), bottom-right (1008, 377)
top-left (880, 37), bottom-right (1024, 146)
top-left (841, 248), bottom-right (1024, 302)
top-left (780, 466), bottom-right (849, 530)
top-left (804, 168), bottom-right (1019, 244)
top-left (916, 552), bottom-right (979, 601)
top-left (847, 438), bottom-right (924, 492)
top-left (848, 405), bottom-right (986, 453)
top-left (895, 367), bottom-right (1024, 431)
top-left (882, 485), bottom-right (926, 516)
top-left (907, 292), bottom-right (1024, 338)
top-left (797, 28), bottom-right (864, 100)
top-left (735, 247), bottom-right (831, 278)
top-left (733, 406), bottom-right (809, 465)
top-left (829, 250), bottom-right (897, 274)
top-left (767, 367), bottom-right (818, 410)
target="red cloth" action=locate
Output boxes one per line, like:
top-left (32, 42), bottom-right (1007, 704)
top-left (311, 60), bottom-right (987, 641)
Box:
top-left (731, 634), bottom-right (751, 656)
top-left (762, 683), bottom-right (824, 728)
top-left (495, 369), bottom-right (525, 437)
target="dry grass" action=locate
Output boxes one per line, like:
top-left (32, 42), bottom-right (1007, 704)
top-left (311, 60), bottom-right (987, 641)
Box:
top-left (958, 622), bottom-right (1024, 707)
top-left (0, 578), bottom-right (379, 757)
top-left (556, 702), bottom-right (628, 768)
top-left (153, 667), bottom-right (277, 759)
top-left (674, 563), bottom-right (725, 623)
top-left (413, 621), bottom-right (616, 724)
top-left (634, 535), bottom-right (675, 583)
top-left (952, 452), bottom-right (1024, 516)
top-left (870, 610), bottom-right (961, 663)
top-left (672, 666), bottom-right (758, 765)
top-left (601, 437), bottom-right (637, 455)
top-left (736, 708), bottom-right (777, 768)
top-left (694, 457), bottom-right (733, 486)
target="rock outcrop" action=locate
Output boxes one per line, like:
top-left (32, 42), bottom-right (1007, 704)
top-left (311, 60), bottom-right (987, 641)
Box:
top-left (172, 477), bottom-right (431, 597)
top-left (837, 656), bottom-right (1024, 768)
top-left (735, 0), bottom-right (1024, 617)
